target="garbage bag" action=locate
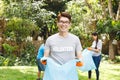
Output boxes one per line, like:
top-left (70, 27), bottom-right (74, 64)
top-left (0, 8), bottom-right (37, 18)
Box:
top-left (43, 58), bottom-right (78, 80)
top-left (78, 49), bottom-right (96, 72)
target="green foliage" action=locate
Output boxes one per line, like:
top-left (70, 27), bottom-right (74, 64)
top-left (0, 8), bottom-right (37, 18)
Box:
top-left (2, 43), bottom-right (17, 66)
top-left (115, 31), bottom-right (120, 40)
top-left (43, 0), bottom-right (71, 13)
top-left (4, 17), bottom-right (38, 43)
top-left (102, 54), bottom-right (120, 63)
top-left (96, 19), bottom-right (120, 39)
top-left (0, 56), bottom-right (5, 66)
top-left (70, 26), bottom-right (92, 48)
top-left (114, 56), bottom-right (120, 63)
top-left (4, 0), bottom-right (57, 40)
top-left (0, 55), bottom-right (16, 66)
top-left (3, 0), bottom-right (44, 19)
top-left (1, 42), bottom-right (36, 66)
top-left (66, 1), bottom-right (93, 47)
top-left (2, 43), bottom-right (17, 55)
top-left (33, 9), bottom-right (56, 39)
top-left (0, 0), bottom-right (4, 16)
top-left (66, 0), bottom-right (87, 37)
top-left (16, 42), bottom-right (36, 66)
top-left (66, 1), bottom-right (86, 27)
top-left (81, 34), bottom-right (92, 49)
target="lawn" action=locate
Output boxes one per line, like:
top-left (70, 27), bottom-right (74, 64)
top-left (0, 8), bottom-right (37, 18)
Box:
top-left (78, 61), bottom-right (120, 80)
top-left (0, 61), bottom-right (120, 80)
top-left (0, 66), bottom-right (37, 80)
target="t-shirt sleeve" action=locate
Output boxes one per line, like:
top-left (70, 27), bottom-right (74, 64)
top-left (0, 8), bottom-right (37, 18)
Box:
top-left (91, 41), bottom-right (95, 48)
top-left (75, 37), bottom-right (83, 52)
top-left (45, 38), bottom-right (50, 51)
top-left (97, 40), bottom-right (102, 50)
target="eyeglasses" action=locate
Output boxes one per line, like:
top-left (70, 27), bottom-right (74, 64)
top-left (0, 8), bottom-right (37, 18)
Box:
top-left (58, 21), bottom-right (70, 24)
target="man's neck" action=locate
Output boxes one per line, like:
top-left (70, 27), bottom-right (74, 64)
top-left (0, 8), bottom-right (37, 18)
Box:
top-left (59, 32), bottom-right (69, 37)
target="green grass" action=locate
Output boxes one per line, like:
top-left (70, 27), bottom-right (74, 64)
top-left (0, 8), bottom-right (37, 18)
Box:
top-left (0, 66), bottom-right (37, 80)
top-left (0, 61), bottom-right (120, 80)
top-left (78, 60), bottom-right (120, 80)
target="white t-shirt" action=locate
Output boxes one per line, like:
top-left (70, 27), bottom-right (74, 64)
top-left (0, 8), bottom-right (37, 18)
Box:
top-left (45, 33), bottom-right (82, 65)
top-left (91, 39), bottom-right (102, 56)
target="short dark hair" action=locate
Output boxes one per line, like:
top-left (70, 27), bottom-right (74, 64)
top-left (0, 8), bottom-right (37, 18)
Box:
top-left (57, 12), bottom-right (71, 22)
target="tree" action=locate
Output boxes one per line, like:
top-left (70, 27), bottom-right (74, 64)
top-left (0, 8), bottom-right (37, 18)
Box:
top-left (97, 0), bottom-right (120, 60)
top-left (4, 17), bottom-right (38, 44)
top-left (66, 0), bottom-right (120, 60)
top-left (42, 0), bottom-right (71, 14)
top-left (66, 0), bottom-right (95, 48)
top-left (97, 19), bottom-right (120, 60)
top-left (79, 0), bottom-right (120, 60)
top-left (2, 0), bottom-right (56, 40)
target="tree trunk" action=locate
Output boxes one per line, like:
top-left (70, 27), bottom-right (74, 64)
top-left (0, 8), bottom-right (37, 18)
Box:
top-left (109, 40), bottom-right (115, 60)
top-left (117, 40), bottom-right (120, 55)
top-left (109, 33), bottom-right (116, 60)
top-left (116, 2), bottom-right (120, 20)
top-left (100, 1), bottom-right (107, 18)
top-left (0, 18), bottom-right (6, 54)
top-left (108, 0), bottom-right (114, 19)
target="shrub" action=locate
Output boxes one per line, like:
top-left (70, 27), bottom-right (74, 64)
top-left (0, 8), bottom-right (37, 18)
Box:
top-left (0, 56), bottom-right (5, 66)
top-left (15, 42), bottom-right (36, 66)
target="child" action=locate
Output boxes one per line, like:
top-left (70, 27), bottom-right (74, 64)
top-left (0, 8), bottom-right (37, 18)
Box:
top-left (36, 43), bottom-right (45, 80)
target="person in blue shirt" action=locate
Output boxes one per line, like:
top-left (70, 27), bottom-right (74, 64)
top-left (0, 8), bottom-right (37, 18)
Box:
top-left (36, 43), bottom-right (45, 80)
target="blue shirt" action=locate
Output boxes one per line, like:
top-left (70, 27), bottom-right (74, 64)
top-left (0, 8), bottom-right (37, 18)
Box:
top-left (37, 44), bottom-right (45, 59)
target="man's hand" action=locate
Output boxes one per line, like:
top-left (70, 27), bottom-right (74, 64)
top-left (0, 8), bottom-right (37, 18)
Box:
top-left (76, 61), bottom-right (83, 67)
top-left (76, 58), bottom-right (83, 67)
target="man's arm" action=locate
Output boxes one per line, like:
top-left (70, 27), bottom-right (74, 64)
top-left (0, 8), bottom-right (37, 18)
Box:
top-left (76, 51), bottom-right (82, 59)
top-left (76, 51), bottom-right (83, 67)
top-left (44, 49), bottom-right (50, 57)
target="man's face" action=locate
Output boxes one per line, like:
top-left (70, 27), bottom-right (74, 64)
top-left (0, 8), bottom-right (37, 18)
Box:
top-left (57, 17), bottom-right (71, 32)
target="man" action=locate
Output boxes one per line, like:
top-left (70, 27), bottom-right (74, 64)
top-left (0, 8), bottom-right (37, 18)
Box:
top-left (42, 12), bottom-right (83, 80)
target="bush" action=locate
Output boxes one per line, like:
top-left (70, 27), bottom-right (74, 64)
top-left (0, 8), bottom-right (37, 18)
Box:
top-left (1, 43), bottom-right (17, 66)
top-left (2, 43), bottom-right (17, 56)
top-left (4, 17), bottom-right (39, 43)
top-left (15, 42), bottom-right (36, 66)
top-left (0, 56), bottom-right (5, 66)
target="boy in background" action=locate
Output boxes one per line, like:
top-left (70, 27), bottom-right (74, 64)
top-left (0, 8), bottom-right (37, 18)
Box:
top-left (36, 43), bottom-right (45, 80)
